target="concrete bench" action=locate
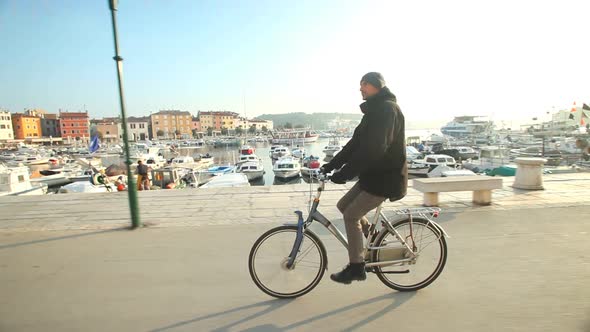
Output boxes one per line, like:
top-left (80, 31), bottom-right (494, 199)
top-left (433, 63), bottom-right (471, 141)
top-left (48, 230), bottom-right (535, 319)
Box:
top-left (413, 176), bottom-right (503, 206)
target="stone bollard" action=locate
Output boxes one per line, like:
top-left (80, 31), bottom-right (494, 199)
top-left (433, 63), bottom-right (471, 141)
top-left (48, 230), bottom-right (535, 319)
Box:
top-left (512, 157), bottom-right (547, 190)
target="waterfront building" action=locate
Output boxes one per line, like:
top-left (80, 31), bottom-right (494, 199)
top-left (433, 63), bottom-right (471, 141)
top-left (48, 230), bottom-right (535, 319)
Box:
top-left (0, 111), bottom-right (13, 141)
top-left (40, 113), bottom-right (61, 138)
top-left (127, 116), bottom-right (150, 141)
top-left (60, 111), bottom-right (90, 143)
top-left (12, 113), bottom-right (42, 140)
top-left (248, 119), bottom-right (273, 131)
top-left (150, 110), bottom-right (192, 139)
top-left (197, 111), bottom-right (240, 131)
top-left (91, 117), bottom-right (122, 143)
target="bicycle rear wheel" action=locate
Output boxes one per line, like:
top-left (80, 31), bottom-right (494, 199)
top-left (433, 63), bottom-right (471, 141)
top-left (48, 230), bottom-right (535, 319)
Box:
top-left (249, 225), bottom-right (327, 299)
top-left (373, 218), bottom-right (447, 291)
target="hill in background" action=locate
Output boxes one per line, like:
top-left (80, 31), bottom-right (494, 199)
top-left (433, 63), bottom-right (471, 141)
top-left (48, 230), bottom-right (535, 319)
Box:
top-left (255, 112), bottom-right (446, 130)
top-left (255, 112), bottom-right (361, 130)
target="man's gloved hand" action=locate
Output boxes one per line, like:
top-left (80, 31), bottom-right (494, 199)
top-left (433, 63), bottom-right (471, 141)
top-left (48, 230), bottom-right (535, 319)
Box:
top-left (330, 171), bottom-right (347, 184)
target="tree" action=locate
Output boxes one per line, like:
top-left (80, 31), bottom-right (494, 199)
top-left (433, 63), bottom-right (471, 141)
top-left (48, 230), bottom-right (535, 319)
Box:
top-left (235, 126), bottom-right (244, 136)
top-left (248, 124), bottom-right (257, 134)
top-left (175, 130), bottom-right (181, 137)
top-left (96, 131), bottom-right (104, 140)
top-left (221, 127), bottom-right (228, 135)
top-left (284, 122), bottom-right (293, 129)
top-left (294, 124), bottom-right (305, 129)
top-left (156, 129), bottom-right (164, 138)
top-left (192, 129), bottom-right (199, 138)
top-left (207, 127), bottom-right (213, 136)
top-left (261, 125), bottom-right (268, 133)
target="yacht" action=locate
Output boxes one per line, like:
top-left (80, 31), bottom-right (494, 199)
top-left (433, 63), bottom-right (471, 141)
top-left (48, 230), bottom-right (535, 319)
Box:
top-left (273, 157), bottom-right (301, 179)
top-left (440, 116), bottom-right (494, 138)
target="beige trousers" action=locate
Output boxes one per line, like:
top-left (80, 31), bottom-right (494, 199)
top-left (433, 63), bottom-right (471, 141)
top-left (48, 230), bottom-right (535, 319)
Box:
top-left (337, 182), bottom-right (387, 263)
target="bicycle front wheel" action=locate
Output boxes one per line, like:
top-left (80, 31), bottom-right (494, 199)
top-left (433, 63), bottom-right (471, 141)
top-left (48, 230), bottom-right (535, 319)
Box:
top-left (373, 218), bottom-right (447, 292)
top-left (249, 225), bottom-right (328, 299)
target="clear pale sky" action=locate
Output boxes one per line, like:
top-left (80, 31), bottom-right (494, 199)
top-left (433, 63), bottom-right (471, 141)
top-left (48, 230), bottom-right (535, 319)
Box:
top-left (1, 0), bottom-right (589, 129)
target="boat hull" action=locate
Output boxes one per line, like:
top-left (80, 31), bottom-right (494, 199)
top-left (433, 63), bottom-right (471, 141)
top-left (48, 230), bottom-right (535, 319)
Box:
top-left (273, 170), bottom-right (300, 179)
top-left (243, 170), bottom-right (264, 181)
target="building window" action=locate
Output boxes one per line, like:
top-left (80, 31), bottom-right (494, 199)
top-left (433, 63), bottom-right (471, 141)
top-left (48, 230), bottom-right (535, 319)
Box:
top-left (71, 123), bottom-right (74, 127)
top-left (0, 125), bottom-right (4, 129)
top-left (63, 130), bottom-right (66, 134)
top-left (71, 130), bottom-right (75, 134)
top-left (106, 131), bottom-right (110, 134)
top-left (62, 123), bottom-right (65, 127)
top-left (139, 124), bottom-right (145, 128)
top-left (27, 125), bottom-right (30, 129)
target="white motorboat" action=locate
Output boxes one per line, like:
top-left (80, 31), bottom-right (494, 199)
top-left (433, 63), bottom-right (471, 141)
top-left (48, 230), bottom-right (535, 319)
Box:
top-left (300, 156), bottom-right (321, 177)
top-left (58, 181), bottom-right (115, 193)
top-left (200, 173), bottom-right (250, 188)
top-left (406, 146), bottom-right (422, 161)
top-left (0, 165), bottom-right (47, 196)
top-left (30, 169), bottom-right (72, 187)
top-left (323, 138), bottom-right (341, 157)
top-left (291, 147), bottom-right (306, 159)
top-left (408, 154), bottom-right (459, 177)
top-left (238, 154), bottom-right (261, 163)
top-left (239, 145), bottom-right (256, 155)
top-left (171, 155), bottom-right (195, 164)
top-left (271, 146), bottom-right (291, 159)
top-left (273, 157), bottom-right (301, 179)
top-left (237, 161), bottom-right (265, 181)
top-left (462, 146), bottom-right (513, 172)
top-left (0, 152), bottom-right (16, 161)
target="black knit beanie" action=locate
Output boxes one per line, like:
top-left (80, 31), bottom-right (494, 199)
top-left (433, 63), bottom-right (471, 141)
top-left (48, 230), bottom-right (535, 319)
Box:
top-left (361, 72), bottom-right (386, 89)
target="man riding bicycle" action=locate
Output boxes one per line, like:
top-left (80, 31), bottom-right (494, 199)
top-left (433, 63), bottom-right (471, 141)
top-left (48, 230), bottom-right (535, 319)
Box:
top-left (321, 72), bottom-right (408, 284)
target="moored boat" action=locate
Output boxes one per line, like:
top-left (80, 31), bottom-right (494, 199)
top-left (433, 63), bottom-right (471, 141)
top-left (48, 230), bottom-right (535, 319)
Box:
top-left (273, 157), bottom-right (301, 179)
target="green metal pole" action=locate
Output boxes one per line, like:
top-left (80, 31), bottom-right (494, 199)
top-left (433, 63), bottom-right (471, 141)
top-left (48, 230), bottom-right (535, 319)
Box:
top-left (108, 0), bottom-right (140, 228)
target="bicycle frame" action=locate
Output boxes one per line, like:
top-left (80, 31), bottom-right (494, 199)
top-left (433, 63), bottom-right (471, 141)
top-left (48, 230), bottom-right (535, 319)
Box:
top-left (286, 175), bottom-right (449, 269)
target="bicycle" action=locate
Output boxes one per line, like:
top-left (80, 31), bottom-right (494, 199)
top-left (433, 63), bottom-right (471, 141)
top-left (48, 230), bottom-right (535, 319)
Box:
top-left (248, 173), bottom-right (449, 299)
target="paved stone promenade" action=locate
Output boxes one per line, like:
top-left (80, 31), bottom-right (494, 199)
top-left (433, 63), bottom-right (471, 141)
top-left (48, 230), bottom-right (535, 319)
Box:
top-left (0, 173), bottom-right (589, 331)
top-left (0, 173), bottom-right (589, 232)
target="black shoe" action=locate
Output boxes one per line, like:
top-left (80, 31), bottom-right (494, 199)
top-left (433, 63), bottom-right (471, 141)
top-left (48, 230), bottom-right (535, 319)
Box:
top-left (330, 263), bottom-right (367, 284)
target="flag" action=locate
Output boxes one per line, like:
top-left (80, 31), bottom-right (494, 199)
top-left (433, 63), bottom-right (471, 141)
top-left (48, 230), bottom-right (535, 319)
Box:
top-left (89, 135), bottom-right (101, 153)
top-left (584, 103), bottom-right (590, 111)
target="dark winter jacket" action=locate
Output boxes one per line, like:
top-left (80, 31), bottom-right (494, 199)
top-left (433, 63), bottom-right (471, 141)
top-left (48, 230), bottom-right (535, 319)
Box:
top-left (327, 87), bottom-right (407, 201)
